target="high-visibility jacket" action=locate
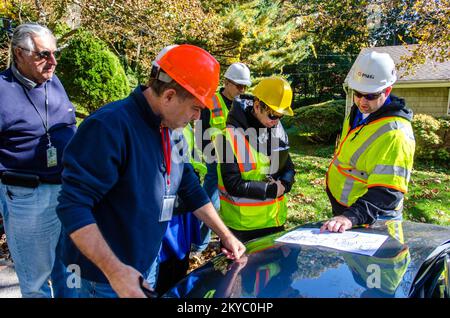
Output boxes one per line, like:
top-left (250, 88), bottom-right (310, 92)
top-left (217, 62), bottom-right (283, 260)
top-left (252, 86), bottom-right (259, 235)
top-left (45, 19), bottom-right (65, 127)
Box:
top-left (183, 123), bottom-right (207, 175)
top-left (218, 127), bottom-right (287, 231)
top-left (209, 92), bottom-right (230, 140)
top-left (327, 114), bottom-right (415, 210)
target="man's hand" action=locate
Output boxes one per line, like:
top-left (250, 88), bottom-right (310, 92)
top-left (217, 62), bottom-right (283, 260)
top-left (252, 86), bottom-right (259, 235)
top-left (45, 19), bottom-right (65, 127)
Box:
top-left (220, 234), bottom-right (246, 260)
top-left (106, 264), bottom-right (149, 298)
top-left (70, 224), bottom-right (149, 298)
top-left (228, 254), bottom-right (248, 272)
top-left (320, 215), bottom-right (353, 233)
top-left (193, 203), bottom-right (246, 260)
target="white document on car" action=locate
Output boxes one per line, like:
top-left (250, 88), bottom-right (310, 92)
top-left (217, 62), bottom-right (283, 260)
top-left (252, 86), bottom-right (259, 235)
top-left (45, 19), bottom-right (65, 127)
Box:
top-left (275, 228), bottom-right (388, 256)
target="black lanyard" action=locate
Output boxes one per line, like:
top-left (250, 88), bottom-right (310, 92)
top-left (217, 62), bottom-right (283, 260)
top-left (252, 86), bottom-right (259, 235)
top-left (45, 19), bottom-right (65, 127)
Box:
top-left (22, 83), bottom-right (52, 147)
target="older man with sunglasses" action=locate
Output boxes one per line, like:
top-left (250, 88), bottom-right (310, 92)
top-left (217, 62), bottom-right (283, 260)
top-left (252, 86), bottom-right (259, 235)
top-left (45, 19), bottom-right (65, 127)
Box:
top-left (216, 77), bottom-right (296, 242)
top-left (321, 51), bottom-right (415, 233)
top-left (0, 23), bottom-right (76, 297)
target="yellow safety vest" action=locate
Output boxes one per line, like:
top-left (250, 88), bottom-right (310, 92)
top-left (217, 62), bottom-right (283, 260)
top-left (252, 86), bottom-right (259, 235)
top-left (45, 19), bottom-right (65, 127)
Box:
top-left (327, 115), bottom-right (415, 209)
top-left (218, 127), bottom-right (287, 231)
top-left (209, 92), bottom-right (230, 140)
top-left (183, 123), bottom-right (207, 175)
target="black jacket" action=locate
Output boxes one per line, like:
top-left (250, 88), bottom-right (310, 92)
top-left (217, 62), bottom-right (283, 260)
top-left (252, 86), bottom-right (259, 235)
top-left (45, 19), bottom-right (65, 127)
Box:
top-left (327, 95), bottom-right (414, 225)
top-left (219, 95), bottom-right (296, 200)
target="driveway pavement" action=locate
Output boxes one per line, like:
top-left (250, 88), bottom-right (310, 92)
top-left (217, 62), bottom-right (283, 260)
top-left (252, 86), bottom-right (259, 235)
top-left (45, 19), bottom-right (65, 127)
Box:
top-left (0, 259), bottom-right (21, 298)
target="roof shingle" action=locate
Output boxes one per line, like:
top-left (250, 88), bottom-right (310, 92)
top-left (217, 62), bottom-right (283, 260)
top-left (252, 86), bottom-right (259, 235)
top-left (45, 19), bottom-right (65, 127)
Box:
top-left (345, 45), bottom-right (450, 83)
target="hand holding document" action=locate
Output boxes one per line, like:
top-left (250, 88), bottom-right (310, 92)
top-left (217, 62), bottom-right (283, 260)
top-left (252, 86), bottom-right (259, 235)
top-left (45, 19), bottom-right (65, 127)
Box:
top-left (275, 228), bottom-right (388, 256)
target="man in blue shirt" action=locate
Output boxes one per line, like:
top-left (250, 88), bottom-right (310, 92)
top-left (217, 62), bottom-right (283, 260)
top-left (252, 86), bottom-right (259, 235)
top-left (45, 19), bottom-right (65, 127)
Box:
top-left (0, 23), bottom-right (76, 297)
top-left (56, 44), bottom-right (245, 298)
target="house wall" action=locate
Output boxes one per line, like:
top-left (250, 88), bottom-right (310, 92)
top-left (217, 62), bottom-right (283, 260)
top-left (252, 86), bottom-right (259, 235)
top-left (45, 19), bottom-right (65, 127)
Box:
top-left (392, 87), bottom-right (449, 117)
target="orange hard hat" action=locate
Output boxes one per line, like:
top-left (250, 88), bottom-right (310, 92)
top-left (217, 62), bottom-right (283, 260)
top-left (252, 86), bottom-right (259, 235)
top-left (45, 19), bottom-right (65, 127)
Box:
top-left (157, 44), bottom-right (220, 109)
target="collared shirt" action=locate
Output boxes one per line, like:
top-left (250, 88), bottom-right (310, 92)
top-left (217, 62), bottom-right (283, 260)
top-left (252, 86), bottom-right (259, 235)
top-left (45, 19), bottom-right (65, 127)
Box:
top-left (11, 63), bottom-right (38, 90)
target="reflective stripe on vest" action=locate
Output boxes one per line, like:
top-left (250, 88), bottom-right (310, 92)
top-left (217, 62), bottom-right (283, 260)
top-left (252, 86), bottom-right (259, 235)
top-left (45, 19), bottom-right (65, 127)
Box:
top-left (350, 121), bottom-right (414, 167)
top-left (372, 165), bottom-right (411, 182)
top-left (210, 93), bottom-right (229, 132)
top-left (218, 127), bottom-right (288, 230)
top-left (211, 95), bottom-right (223, 117)
top-left (331, 158), bottom-right (367, 205)
top-left (183, 124), bottom-right (207, 175)
top-left (328, 116), bottom-right (414, 207)
top-left (227, 127), bottom-right (256, 172)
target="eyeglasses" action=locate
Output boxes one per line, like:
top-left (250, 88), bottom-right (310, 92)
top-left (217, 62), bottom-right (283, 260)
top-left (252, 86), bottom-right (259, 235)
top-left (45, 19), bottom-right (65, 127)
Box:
top-left (18, 46), bottom-right (61, 60)
top-left (228, 80), bottom-right (247, 91)
top-left (353, 90), bottom-right (383, 101)
top-left (260, 101), bottom-right (283, 120)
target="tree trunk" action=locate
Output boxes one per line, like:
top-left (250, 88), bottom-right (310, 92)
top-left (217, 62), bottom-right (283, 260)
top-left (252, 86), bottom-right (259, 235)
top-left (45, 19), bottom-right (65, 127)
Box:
top-left (34, 0), bottom-right (47, 24)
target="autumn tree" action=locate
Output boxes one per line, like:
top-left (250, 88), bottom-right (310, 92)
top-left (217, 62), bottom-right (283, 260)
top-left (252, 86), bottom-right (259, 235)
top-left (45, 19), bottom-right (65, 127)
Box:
top-left (0, 0), bottom-right (222, 78)
top-left (396, 0), bottom-right (449, 71)
top-left (367, 0), bottom-right (419, 46)
top-left (204, 0), bottom-right (311, 83)
top-left (286, 0), bottom-right (370, 104)
top-left (285, 0), bottom-right (449, 103)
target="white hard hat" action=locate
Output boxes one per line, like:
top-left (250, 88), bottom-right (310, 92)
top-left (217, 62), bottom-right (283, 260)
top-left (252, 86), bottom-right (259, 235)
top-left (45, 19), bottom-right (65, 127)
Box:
top-left (224, 62), bottom-right (251, 86)
top-left (348, 51), bottom-right (397, 93)
top-left (152, 44), bottom-right (179, 67)
top-left (151, 45), bottom-right (179, 83)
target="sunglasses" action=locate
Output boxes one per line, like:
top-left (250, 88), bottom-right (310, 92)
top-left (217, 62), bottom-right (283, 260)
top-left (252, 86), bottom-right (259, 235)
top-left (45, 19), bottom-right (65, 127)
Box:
top-left (260, 101), bottom-right (283, 120)
top-left (228, 80), bottom-right (247, 91)
top-left (18, 46), bottom-right (61, 60)
top-left (353, 90), bottom-right (383, 101)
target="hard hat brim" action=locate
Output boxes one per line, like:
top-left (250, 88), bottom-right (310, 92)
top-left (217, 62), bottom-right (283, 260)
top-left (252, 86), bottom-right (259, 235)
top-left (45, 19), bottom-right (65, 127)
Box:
top-left (266, 104), bottom-right (294, 116)
top-left (348, 77), bottom-right (396, 93)
top-left (228, 78), bottom-right (252, 86)
top-left (201, 95), bottom-right (215, 110)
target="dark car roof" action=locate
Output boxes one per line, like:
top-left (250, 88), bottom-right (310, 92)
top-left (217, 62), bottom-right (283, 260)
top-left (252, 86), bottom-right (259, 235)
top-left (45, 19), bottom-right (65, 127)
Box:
top-left (164, 221), bottom-right (450, 298)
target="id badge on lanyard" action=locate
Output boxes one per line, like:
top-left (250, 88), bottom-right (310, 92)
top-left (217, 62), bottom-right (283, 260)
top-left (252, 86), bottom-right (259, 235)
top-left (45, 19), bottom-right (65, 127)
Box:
top-left (160, 193), bottom-right (176, 222)
top-left (47, 146), bottom-right (57, 167)
top-left (159, 127), bottom-right (175, 222)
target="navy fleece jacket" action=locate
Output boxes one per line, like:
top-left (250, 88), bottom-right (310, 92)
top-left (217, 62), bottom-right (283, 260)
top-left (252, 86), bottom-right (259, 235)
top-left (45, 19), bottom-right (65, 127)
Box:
top-left (0, 68), bottom-right (76, 182)
top-left (56, 86), bottom-right (210, 283)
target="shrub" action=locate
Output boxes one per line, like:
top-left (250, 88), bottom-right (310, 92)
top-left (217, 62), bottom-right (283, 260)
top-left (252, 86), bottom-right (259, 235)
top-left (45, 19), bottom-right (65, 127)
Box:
top-left (58, 31), bottom-right (130, 114)
top-left (284, 100), bottom-right (345, 144)
top-left (412, 114), bottom-right (450, 163)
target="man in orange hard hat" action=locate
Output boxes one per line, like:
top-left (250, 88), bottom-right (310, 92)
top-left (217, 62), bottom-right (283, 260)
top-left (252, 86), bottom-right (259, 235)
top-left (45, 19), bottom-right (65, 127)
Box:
top-left (56, 44), bottom-right (245, 298)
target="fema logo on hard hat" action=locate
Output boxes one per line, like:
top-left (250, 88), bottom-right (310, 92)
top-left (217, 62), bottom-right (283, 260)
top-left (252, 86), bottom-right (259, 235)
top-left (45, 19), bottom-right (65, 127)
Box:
top-left (357, 71), bottom-right (375, 79)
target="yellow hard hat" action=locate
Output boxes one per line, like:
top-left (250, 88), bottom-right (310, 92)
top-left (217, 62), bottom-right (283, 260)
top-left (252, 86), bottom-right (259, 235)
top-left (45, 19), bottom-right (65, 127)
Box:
top-left (252, 77), bottom-right (293, 116)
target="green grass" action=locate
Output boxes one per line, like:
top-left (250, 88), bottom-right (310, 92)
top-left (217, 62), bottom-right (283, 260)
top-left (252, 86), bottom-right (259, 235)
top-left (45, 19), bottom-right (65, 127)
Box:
top-left (285, 135), bottom-right (450, 228)
top-left (404, 162), bottom-right (450, 225)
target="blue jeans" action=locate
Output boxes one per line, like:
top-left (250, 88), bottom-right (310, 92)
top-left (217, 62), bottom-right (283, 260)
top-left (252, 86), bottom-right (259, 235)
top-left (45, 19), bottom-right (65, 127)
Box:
top-left (192, 162), bottom-right (220, 252)
top-left (75, 278), bottom-right (118, 298)
top-left (0, 182), bottom-right (67, 298)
